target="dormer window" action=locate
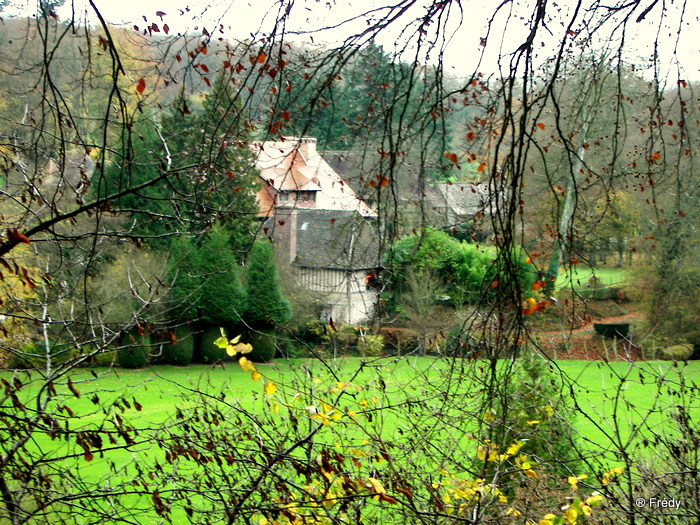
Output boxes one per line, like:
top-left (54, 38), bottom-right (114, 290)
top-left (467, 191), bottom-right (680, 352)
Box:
top-left (278, 192), bottom-right (289, 202)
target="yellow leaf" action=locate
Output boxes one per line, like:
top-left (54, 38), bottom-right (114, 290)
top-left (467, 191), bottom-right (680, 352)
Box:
top-left (251, 370), bottom-right (262, 381)
top-left (527, 420), bottom-right (540, 425)
top-left (239, 356), bottom-right (255, 372)
top-left (264, 382), bottom-right (277, 396)
top-left (232, 342), bottom-right (253, 355)
top-left (272, 402), bottom-right (279, 415)
top-left (524, 469), bottom-right (538, 478)
top-left (565, 507), bottom-right (578, 524)
top-left (367, 477), bottom-right (386, 495)
top-left (214, 336), bottom-right (229, 349)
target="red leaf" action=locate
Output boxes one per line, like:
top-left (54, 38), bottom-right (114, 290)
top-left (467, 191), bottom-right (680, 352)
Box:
top-left (200, 63), bottom-right (209, 73)
top-left (466, 131), bottom-right (475, 141)
top-left (536, 122), bottom-right (546, 130)
top-left (257, 52), bottom-right (267, 64)
top-left (203, 77), bottom-right (211, 87)
top-left (282, 111), bottom-right (290, 122)
top-left (491, 280), bottom-right (499, 288)
top-left (136, 78), bottom-right (146, 94)
top-left (163, 24), bottom-right (169, 34)
top-left (175, 54), bottom-right (181, 62)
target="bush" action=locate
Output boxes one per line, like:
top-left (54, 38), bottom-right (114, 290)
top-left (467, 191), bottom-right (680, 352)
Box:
top-left (358, 334), bottom-right (384, 357)
top-left (5, 342), bottom-right (75, 369)
top-left (486, 352), bottom-right (580, 477)
top-left (162, 325), bottom-right (196, 366)
top-left (196, 325), bottom-right (230, 364)
top-left (117, 331), bottom-right (150, 368)
top-left (247, 330), bottom-right (277, 363)
top-left (659, 344), bottom-right (694, 361)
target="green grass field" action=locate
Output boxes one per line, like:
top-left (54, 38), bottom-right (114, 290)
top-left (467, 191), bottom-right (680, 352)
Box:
top-left (2, 357), bottom-right (698, 523)
top-left (8, 357), bottom-right (695, 453)
top-left (555, 264), bottom-right (628, 291)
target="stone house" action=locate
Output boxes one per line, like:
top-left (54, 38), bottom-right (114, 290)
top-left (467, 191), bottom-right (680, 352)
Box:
top-left (252, 137), bottom-right (381, 324)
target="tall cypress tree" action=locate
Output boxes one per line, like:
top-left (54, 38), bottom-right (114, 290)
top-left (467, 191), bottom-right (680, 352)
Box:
top-left (244, 240), bottom-right (291, 328)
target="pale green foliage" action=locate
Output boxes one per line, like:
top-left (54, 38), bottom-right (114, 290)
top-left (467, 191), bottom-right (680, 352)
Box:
top-left (89, 249), bottom-right (169, 325)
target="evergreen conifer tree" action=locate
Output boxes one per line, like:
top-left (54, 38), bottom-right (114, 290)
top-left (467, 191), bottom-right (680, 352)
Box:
top-left (244, 240), bottom-right (291, 328)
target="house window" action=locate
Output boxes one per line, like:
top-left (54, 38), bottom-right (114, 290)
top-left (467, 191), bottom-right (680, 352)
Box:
top-left (302, 191), bottom-right (316, 202)
top-left (278, 192), bottom-right (289, 202)
top-left (365, 271), bottom-right (379, 290)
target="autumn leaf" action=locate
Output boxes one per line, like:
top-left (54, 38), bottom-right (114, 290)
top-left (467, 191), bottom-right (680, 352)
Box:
top-left (264, 382), bottom-right (277, 396)
top-left (136, 78), bottom-right (146, 94)
top-left (230, 342), bottom-right (252, 355)
top-left (531, 280), bottom-right (545, 291)
top-left (477, 162), bottom-right (487, 172)
top-left (251, 370), bottom-right (262, 381)
top-left (367, 477), bottom-right (386, 495)
top-left (238, 356), bottom-right (255, 372)
top-left (257, 52), bottom-right (267, 64)
top-left (536, 122), bottom-right (546, 130)
top-left (650, 152), bottom-right (661, 160)
top-left (67, 378), bottom-right (80, 398)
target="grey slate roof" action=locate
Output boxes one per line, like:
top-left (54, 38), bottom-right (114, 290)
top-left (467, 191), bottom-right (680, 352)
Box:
top-left (291, 209), bottom-right (381, 271)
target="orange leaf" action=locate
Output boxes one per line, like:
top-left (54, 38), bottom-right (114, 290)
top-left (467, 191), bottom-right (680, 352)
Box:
top-left (536, 123), bottom-right (546, 130)
top-left (257, 52), bottom-right (267, 64)
top-left (477, 163), bottom-right (486, 172)
top-left (466, 131), bottom-right (476, 141)
top-left (491, 280), bottom-right (499, 288)
top-left (525, 257), bottom-right (532, 264)
top-left (531, 280), bottom-right (545, 291)
top-left (651, 152), bottom-right (661, 160)
top-left (136, 78), bottom-right (146, 94)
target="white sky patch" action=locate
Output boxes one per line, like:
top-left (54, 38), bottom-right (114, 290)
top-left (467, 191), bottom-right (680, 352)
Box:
top-left (10, 0), bottom-right (700, 81)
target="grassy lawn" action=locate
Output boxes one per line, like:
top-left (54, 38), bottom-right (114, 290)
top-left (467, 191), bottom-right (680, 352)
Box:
top-left (2, 357), bottom-right (697, 522)
top-left (555, 264), bottom-right (628, 291)
top-left (7, 357), bottom-right (695, 453)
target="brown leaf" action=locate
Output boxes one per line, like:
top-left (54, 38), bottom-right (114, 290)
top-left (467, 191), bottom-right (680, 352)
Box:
top-left (67, 378), bottom-right (80, 398)
top-left (136, 78), bottom-right (146, 94)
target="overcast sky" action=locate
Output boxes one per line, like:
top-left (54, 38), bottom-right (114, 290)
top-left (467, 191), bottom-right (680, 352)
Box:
top-left (11, 0), bottom-right (700, 81)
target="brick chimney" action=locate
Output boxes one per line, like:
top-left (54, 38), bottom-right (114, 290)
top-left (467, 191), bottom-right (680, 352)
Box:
top-left (298, 137), bottom-right (317, 161)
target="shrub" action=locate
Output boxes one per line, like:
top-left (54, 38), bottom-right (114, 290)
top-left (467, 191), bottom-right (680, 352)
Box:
top-left (162, 325), bottom-right (196, 366)
top-left (117, 331), bottom-right (150, 368)
top-left (659, 344), bottom-right (694, 361)
top-left (248, 329), bottom-right (277, 362)
top-left (486, 352), bottom-right (580, 477)
top-left (358, 334), bottom-right (384, 357)
top-left (196, 325), bottom-right (231, 364)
